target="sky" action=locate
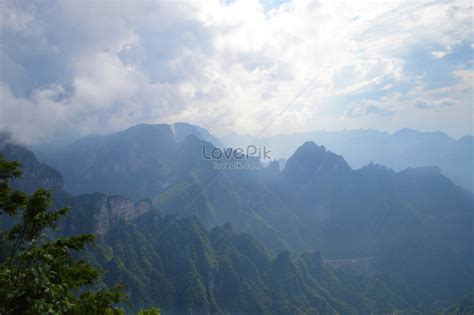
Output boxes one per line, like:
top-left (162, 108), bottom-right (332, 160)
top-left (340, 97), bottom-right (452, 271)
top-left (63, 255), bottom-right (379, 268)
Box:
top-left (0, 0), bottom-right (473, 144)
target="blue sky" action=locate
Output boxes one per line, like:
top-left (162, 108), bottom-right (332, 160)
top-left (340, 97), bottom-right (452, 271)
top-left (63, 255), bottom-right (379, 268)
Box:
top-left (0, 0), bottom-right (472, 144)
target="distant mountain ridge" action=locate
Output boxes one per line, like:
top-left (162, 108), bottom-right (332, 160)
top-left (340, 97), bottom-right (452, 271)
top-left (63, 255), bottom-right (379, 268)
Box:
top-left (41, 123), bottom-right (222, 200)
top-left (223, 128), bottom-right (474, 192)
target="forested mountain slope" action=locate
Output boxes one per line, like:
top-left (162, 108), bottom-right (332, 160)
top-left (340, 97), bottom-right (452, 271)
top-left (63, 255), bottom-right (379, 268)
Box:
top-left (3, 128), bottom-right (473, 311)
top-left (0, 139), bottom-right (417, 314)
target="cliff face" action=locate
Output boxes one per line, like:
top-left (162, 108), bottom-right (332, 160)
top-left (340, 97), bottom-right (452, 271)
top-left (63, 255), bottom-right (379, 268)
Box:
top-left (0, 139), bottom-right (154, 237)
top-left (56, 192), bottom-right (154, 237)
top-left (96, 195), bottom-right (153, 235)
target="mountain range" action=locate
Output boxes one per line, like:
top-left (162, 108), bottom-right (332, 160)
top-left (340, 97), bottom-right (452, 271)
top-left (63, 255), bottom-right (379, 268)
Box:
top-left (223, 129), bottom-right (474, 192)
top-left (1, 123), bottom-right (473, 313)
top-left (0, 135), bottom-right (417, 314)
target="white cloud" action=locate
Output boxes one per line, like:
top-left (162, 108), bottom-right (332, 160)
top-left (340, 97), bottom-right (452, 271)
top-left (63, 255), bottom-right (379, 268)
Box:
top-left (342, 68), bottom-right (473, 135)
top-left (0, 0), bottom-right (472, 144)
top-left (0, 1), bottom-right (35, 32)
top-left (344, 99), bottom-right (393, 118)
top-left (432, 50), bottom-right (447, 58)
top-left (72, 52), bottom-right (139, 109)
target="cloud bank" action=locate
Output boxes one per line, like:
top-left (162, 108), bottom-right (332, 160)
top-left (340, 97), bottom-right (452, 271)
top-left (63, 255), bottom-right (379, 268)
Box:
top-left (0, 0), bottom-right (472, 144)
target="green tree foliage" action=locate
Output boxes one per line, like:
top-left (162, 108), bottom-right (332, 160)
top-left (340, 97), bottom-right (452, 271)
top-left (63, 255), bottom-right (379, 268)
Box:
top-left (137, 307), bottom-right (161, 315)
top-left (0, 155), bottom-right (126, 314)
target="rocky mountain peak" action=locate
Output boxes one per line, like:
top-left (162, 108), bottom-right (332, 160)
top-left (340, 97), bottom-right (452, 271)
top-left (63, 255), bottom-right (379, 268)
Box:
top-left (283, 141), bottom-right (351, 179)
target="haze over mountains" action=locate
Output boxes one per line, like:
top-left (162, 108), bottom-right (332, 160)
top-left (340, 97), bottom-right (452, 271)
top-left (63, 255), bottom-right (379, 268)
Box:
top-left (2, 1), bottom-right (473, 313)
top-left (1, 123), bottom-right (473, 313)
top-left (40, 123), bottom-right (222, 200)
top-left (223, 129), bottom-right (474, 192)
top-left (0, 132), bottom-right (417, 314)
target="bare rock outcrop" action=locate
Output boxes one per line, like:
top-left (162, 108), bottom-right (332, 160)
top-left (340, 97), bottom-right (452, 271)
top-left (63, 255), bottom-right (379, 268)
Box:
top-left (96, 195), bottom-right (153, 235)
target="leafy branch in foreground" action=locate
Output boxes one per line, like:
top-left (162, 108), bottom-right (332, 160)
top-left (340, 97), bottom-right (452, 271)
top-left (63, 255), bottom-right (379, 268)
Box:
top-left (0, 155), bottom-right (126, 314)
